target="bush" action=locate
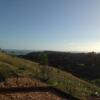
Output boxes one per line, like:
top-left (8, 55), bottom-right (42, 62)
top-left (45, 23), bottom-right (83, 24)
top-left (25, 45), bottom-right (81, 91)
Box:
top-left (0, 63), bottom-right (18, 80)
top-left (0, 72), bottom-right (6, 82)
top-left (91, 92), bottom-right (100, 97)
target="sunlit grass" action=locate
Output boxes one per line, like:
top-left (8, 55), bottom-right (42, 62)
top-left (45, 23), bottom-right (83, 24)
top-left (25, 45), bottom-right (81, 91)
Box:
top-left (0, 52), bottom-right (100, 99)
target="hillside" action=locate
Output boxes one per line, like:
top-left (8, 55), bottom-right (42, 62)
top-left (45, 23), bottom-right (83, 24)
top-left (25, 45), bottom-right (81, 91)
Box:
top-left (21, 51), bottom-right (100, 86)
top-left (0, 52), bottom-right (100, 99)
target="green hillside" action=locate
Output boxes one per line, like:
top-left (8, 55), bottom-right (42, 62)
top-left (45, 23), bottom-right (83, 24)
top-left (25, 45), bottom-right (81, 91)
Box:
top-left (0, 52), bottom-right (100, 100)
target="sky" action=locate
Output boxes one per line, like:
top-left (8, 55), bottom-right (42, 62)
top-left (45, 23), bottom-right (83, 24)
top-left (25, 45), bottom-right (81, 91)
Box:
top-left (0, 0), bottom-right (100, 52)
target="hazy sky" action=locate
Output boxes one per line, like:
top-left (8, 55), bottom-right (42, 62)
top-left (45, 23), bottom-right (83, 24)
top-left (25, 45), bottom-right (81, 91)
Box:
top-left (0, 0), bottom-right (100, 52)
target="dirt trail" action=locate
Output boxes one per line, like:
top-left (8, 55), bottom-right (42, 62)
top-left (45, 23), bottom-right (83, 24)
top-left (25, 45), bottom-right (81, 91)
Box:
top-left (0, 86), bottom-right (79, 100)
top-left (0, 77), bottom-right (78, 100)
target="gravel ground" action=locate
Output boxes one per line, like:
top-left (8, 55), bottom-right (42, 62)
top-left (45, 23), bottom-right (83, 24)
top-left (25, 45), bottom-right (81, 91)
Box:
top-left (0, 77), bottom-right (66, 100)
top-left (0, 92), bottom-right (65, 100)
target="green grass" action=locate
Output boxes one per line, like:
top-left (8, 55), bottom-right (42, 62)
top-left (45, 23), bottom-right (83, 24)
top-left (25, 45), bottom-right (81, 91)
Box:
top-left (0, 52), bottom-right (100, 99)
top-left (91, 79), bottom-right (100, 87)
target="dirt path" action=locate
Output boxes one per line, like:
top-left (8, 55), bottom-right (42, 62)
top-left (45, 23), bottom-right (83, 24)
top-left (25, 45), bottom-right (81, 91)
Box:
top-left (0, 86), bottom-right (79, 100)
top-left (0, 77), bottom-right (79, 100)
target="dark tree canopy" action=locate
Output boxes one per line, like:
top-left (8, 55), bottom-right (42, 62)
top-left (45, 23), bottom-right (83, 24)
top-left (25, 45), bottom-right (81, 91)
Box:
top-left (20, 51), bottom-right (100, 80)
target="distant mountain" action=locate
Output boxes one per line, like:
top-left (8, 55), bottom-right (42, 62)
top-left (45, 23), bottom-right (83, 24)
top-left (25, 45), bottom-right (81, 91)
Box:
top-left (3, 49), bottom-right (33, 55)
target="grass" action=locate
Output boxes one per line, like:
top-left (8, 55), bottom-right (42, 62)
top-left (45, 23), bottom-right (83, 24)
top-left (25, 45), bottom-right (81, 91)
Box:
top-left (0, 52), bottom-right (100, 99)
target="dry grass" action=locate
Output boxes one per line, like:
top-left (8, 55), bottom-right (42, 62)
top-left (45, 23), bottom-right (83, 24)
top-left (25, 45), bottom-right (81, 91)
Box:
top-left (0, 52), bottom-right (100, 99)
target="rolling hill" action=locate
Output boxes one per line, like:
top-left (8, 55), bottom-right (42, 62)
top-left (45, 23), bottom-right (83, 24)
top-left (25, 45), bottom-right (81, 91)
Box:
top-left (0, 52), bottom-right (100, 100)
top-left (21, 51), bottom-right (100, 87)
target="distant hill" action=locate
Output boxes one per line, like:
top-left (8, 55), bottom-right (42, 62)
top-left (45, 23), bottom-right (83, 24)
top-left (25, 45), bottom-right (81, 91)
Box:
top-left (3, 49), bottom-right (33, 55)
top-left (21, 51), bottom-right (100, 85)
top-left (0, 52), bottom-right (100, 99)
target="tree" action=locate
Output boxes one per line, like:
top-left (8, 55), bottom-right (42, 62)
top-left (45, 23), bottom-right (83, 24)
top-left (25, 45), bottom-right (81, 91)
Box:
top-left (37, 52), bottom-right (51, 81)
top-left (38, 52), bottom-right (48, 65)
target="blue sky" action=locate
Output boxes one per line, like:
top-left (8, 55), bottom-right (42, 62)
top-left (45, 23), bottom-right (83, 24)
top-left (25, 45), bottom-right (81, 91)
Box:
top-left (0, 0), bottom-right (100, 52)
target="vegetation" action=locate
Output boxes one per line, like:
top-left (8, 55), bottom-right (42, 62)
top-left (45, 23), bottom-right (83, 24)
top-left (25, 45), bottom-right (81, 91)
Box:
top-left (21, 51), bottom-right (100, 84)
top-left (0, 52), bottom-right (100, 99)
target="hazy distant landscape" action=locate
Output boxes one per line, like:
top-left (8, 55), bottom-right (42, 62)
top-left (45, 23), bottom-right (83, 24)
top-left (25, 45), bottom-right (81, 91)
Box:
top-left (3, 49), bottom-right (33, 55)
top-left (0, 49), bottom-right (100, 100)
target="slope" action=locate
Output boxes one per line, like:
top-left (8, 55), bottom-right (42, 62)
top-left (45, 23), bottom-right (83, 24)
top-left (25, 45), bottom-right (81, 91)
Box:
top-left (0, 52), bottom-right (100, 100)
